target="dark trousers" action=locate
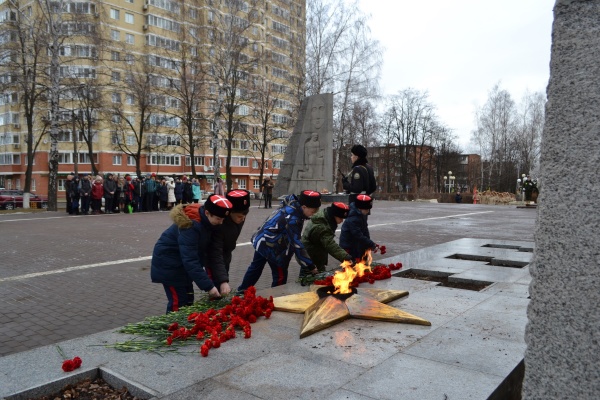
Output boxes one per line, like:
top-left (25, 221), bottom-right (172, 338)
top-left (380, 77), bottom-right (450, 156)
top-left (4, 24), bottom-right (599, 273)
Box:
top-left (237, 250), bottom-right (293, 291)
top-left (91, 199), bottom-right (102, 213)
top-left (264, 194), bottom-right (272, 208)
top-left (145, 192), bottom-right (155, 212)
top-left (104, 196), bottom-right (113, 213)
top-left (71, 197), bottom-right (80, 214)
top-left (80, 196), bottom-right (90, 214)
top-left (66, 195), bottom-right (73, 214)
top-left (162, 283), bottom-right (194, 314)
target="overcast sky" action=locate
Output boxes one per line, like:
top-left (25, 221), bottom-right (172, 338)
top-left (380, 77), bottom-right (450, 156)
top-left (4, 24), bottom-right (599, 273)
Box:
top-left (356, 0), bottom-right (554, 150)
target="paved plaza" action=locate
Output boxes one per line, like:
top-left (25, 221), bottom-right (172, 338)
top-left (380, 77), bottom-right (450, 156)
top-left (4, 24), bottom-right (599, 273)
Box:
top-left (0, 201), bottom-right (537, 399)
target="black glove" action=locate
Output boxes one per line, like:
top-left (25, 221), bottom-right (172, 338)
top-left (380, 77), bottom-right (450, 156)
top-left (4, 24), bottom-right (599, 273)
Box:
top-left (343, 253), bottom-right (353, 262)
top-left (342, 176), bottom-right (349, 183)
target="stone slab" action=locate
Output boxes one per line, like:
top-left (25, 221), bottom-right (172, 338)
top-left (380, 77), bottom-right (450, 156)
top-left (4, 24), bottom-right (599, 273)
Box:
top-left (403, 326), bottom-right (527, 378)
top-left (342, 353), bottom-right (503, 400)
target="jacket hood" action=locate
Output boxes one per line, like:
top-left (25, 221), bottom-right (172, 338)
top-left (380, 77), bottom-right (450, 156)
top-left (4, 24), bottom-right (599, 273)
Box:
top-left (170, 203), bottom-right (203, 229)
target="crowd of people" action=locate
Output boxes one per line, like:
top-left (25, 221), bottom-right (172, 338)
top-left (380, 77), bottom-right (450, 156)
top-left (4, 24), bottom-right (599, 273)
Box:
top-left (149, 144), bottom-right (380, 313)
top-left (65, 173), bottom-right (202, 215)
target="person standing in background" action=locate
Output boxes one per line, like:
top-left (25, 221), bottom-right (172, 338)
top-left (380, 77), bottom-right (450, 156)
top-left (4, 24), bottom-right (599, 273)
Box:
top-left (261, 177), bottom-right (274, 208)
top-left (213, 177), bottom-right (225, 195)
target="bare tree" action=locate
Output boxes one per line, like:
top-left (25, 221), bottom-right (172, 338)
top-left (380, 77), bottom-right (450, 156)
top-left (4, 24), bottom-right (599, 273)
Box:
top-left (204, 0), bottom-right (261, 191)
top-left (472, 83), bottom-right (518, 191)
top-left (305, 0), bottom-right (383, 185)
top-left (0, 0), bottom-right (48, 194)
top-left (245, 76), bottom-right (289, 184)
top-left (110, 60), bottom-right (162, 178)
top-left (514, 90), bottom-right (545, 178)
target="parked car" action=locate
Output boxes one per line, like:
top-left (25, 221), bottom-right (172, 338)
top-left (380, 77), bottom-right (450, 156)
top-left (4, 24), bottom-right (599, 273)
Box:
top-left (0, 190), bottom-right (48, 210)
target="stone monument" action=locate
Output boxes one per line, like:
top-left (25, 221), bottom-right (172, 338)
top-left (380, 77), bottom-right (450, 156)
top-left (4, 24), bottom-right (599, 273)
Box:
top-left (273, 94), bottom-right (334, 198)
top-left (523, 1), bottom-right (600, 398)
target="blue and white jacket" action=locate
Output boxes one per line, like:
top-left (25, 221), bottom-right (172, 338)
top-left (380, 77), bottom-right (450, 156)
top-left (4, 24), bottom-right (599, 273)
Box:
top-left (251, 194), bottom-right (313, 269)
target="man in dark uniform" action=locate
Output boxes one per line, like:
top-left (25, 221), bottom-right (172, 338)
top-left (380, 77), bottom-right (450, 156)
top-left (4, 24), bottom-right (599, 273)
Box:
top-left (342, 144), bottom-right (377, 204)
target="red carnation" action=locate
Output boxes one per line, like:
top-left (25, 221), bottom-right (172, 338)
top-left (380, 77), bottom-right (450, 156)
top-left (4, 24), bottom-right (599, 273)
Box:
top-left (72, 357), bottom-right (82, 368)
top-left (62, 359), bottom-right (75, 372)
top-left (200, 345), bottom-right (209, 357)
top-left (167, 322), bottom-right (179, 331)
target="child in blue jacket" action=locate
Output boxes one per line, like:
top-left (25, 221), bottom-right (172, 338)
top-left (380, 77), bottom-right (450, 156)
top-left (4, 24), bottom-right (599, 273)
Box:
top-left (237, 190), bottom-right (321, 290)
top-left (339, 194), bottom-right (378, 261)
top-left (151, 195), bottom-right (232, 313)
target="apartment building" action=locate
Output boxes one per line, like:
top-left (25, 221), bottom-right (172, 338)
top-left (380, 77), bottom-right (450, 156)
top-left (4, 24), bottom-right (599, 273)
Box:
top-left (0, 0), bottom-right (305, 196)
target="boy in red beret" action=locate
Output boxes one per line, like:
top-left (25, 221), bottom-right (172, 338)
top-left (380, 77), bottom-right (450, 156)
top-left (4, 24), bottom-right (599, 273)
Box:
top-left (237, 190), bottom-right (321, 290)
top-left (339, 194), bottom-right (379, 262)
top-left (151, 195), bottom-right (233, 313)
top-left (206, 190), bottom-right (251, 296)
top-left (301, 202), bottom-right (353, 279)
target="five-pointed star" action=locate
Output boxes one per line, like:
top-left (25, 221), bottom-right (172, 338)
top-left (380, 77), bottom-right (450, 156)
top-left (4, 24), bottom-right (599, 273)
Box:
top-left (272, 285), bottom-right (431, 338)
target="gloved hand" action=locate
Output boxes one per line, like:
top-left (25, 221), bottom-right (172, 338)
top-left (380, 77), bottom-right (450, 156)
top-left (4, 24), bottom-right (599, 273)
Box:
top-left (372, 244), bottom-right (380, 253)
top-left (343, 253), bottom-right (354, 262)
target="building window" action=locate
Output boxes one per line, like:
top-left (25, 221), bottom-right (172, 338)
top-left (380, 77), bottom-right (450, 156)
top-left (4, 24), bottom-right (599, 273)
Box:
top-left (252, 160), bottom-right (258, 169)
top-left (58, 179), bottom-right (66, 191)
top-left (111, 51), bottom-right (120, 61)
top-left (238, 179), bottom-right (246, 189)
top-left (111, 93), bottom-right (121, 103)
top-left (110, 9), bottom-right (120, 20)
top-left (148, 154), bottom-right (181, 166)
top-left (253, 179), bottom-right (260, 189)
top-left (272, 160), bottom-right (281, 169)
top-left (125, 94), bottom-right (134, 104)
top-left (111, 71), bottom-right (121, 82)
top-left (125, 33), bottom-right (135, 44)
top-left (185, 156), bottom-right (204, 166)
top-left (127, 155), bottom-right (136, 165)
top-left (113, 155), bottom-right (122, 165)
top-left (31, 179), bottom-right (36, 191)
top-left (125, 12), bottom-right (134, 23)
top-left (111, 29), bottom-right (120, 41)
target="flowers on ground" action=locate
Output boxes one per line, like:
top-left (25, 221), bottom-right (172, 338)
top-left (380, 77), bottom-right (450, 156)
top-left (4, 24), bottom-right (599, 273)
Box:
top-left (111, 287), bottom-right (273, 357)
top-left (57, 346), bottom-right (82, 372)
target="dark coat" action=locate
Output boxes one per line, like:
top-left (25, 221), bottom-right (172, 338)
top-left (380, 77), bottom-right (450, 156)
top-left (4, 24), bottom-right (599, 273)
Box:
top-left (182, 182), bottom-right (193, 203)
top-left (301, 208), bottom-right (349, 271)
top-left (69, 179), bottom-right (81, 199)
top-left (158, 184), bottom-right (168, 202)
top-left (79, 179), bottom-right (92, 197)
top-left (103, 178), bottom-right (117, 198)
top-left (151, 205), bottom-right (219, 291)
top-left (174, 181), bottom-right (184, 201)
top-left (339, 202), bottom-right (375, 260)
top-left (343, 158), bottom-right (377, 203)
top-left (206, 216), bottom-right (245, 286)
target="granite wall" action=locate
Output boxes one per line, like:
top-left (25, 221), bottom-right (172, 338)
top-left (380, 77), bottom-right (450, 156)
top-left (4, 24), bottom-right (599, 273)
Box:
top-left (523, 1), bottom-right (600, 398)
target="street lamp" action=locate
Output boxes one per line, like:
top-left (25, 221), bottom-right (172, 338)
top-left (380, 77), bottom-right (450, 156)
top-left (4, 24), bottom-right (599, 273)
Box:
top-left (517, 178), bottom-right (522, 202)
top-left (443, 175), bottom-right (448, 193)
top-left (447, 171), bottom-right (455, 193)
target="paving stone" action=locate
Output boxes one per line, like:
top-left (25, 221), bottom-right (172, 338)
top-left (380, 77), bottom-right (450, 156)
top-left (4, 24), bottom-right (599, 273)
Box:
top-left (343, 352), bottom-right (502, 400)
top-left (212, 352), bottom-right (366, 400)
top-left (396, 285), bottom-right (492, 317)
top-left (403, 326), bottom-right (527, 378)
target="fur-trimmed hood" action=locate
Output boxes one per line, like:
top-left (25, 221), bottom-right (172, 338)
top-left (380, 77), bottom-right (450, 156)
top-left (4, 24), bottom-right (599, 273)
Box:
top-left (170, 203), bottom-right (203, 229)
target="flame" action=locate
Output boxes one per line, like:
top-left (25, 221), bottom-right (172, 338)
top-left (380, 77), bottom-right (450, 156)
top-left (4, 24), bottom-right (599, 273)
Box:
top-left (332, 250), bottom-right (373, 294)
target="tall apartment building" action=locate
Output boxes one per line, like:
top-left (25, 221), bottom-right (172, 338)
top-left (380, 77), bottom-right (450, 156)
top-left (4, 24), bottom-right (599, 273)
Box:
top-left (0, 0), bottom-right (305, 197)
